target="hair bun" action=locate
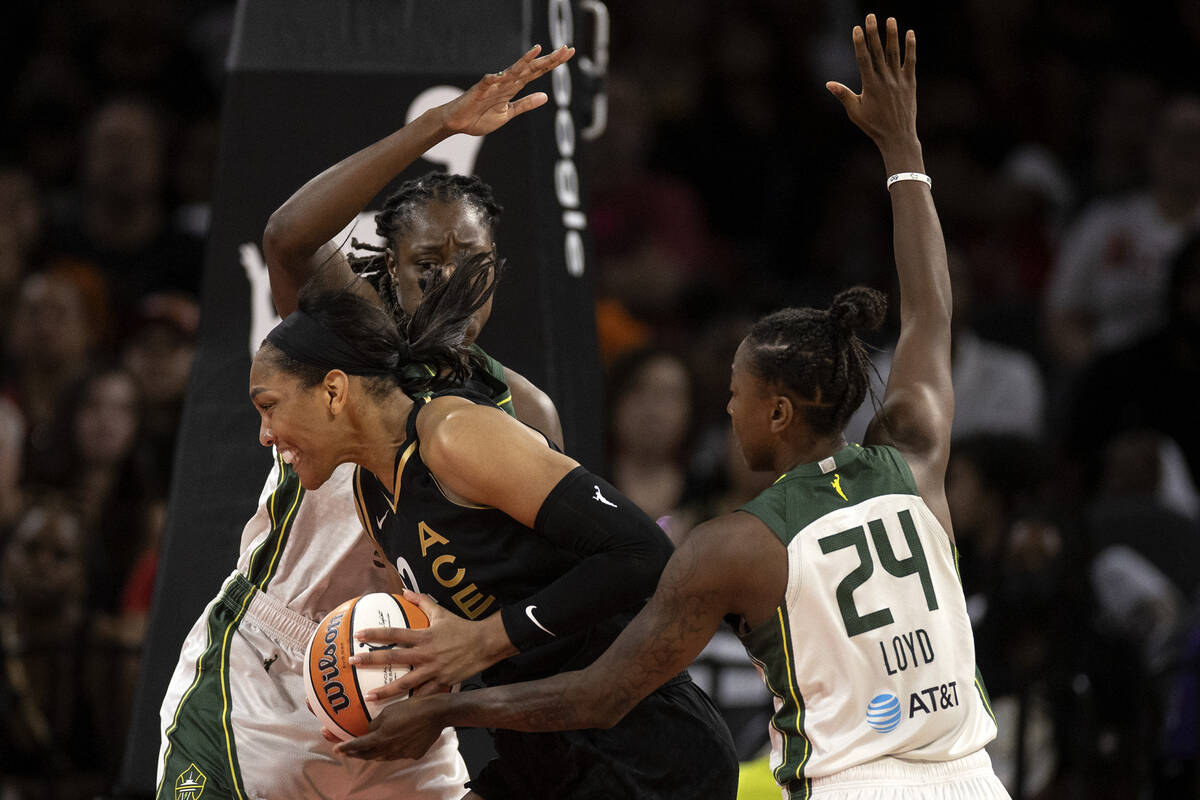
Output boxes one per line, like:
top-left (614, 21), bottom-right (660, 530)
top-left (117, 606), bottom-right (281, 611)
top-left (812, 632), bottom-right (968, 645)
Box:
top-left (829, 286), bottom-right (887, 334)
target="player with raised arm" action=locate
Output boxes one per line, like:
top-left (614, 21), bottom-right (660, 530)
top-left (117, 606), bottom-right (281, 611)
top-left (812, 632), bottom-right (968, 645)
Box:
top-left (156, 46), bottom-right (571, 800)
top-left (337, 15), bottom-right (1010, 800)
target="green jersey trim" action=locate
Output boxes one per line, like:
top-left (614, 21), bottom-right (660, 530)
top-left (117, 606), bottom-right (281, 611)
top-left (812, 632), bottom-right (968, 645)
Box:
top-left (741, 445), bottom-right (919, 546)
top-left (947, 540), bottom-right (997, 727)
top-left (740, 606), bottom-right (813, 797)
top-left (245, 453), bottom-right (304, 591)
top-left (470, 344), bottom-right (515, 417)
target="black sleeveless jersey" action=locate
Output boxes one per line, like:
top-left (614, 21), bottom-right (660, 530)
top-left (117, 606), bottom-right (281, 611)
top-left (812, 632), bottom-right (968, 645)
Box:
top-left (352, 388), bottom-right (631, 685)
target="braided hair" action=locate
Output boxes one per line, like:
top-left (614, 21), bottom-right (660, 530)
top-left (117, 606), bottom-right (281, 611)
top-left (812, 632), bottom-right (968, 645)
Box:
top-left (263, 250), bottom-right (501, 398)
top-left (347, 172), bottom-right (503, 324)
top-left (744, 287), bottom-right (887, 436)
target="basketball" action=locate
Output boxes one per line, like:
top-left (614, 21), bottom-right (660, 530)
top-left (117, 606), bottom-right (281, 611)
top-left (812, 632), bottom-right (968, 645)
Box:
top-left (303, 592), bottom-right (428, 741)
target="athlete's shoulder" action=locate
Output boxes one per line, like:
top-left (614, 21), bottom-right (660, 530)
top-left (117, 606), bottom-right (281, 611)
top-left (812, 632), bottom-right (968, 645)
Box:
top-left (854, 443), bottom-right (919, 494)
top-left (738, 477), bottom-right (792, 543)
top-left (416, 394), bottom-right (508, 465)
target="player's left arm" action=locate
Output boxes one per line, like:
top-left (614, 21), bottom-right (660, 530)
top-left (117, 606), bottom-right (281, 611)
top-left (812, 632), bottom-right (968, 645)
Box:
top-left (338, 512), bottom-right (786, 761)
top-left (830, 16), bottom-right (954, 526)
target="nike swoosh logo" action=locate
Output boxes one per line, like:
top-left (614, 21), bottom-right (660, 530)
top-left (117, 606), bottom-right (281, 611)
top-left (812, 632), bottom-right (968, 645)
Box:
top-left (375, 513), bottom-right (388, 528)
top-left (525, 605), bottom-right (555, 637)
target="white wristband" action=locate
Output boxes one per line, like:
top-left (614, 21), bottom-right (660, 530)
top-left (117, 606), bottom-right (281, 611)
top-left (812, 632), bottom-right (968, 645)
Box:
top-left (886, 172), bottom-right (932, 190)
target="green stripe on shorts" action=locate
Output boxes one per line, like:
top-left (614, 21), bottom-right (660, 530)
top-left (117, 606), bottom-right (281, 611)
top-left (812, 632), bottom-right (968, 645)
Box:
top-left (157, 575), bottom-right (257, 799)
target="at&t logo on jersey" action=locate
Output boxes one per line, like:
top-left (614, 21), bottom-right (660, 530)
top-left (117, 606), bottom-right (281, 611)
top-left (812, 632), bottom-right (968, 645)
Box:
top-left (866, 692), bottom-right (902, 733)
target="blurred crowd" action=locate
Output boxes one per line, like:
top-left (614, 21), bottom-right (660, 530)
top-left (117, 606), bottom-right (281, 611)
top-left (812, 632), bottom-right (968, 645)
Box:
top-left (0, 1), bottom-right (224, 796)
top-left (2, 1), bottom-right (1200, 798)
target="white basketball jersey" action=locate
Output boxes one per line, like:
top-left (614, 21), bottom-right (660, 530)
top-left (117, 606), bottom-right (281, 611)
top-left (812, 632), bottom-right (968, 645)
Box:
top-left (235, 454), bottom-right (405, 617)
top-left (737, 444), bottom-right (997, 795)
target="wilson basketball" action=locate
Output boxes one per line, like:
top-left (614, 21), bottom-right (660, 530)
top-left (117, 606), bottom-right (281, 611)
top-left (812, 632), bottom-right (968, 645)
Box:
top-left (303, 592), bottom-right (428, 741)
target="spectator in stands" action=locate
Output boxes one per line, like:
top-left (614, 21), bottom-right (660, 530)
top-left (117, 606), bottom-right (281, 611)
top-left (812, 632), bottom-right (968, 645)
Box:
top-left (1043, 93), bottom-right (1200, 372)
top-left (120, 291), bottom-right (199, 477)
top-left (1062, 229), bottom-right (1200, 492)
top-left (2, 268), bottom-right (99, 476)
top-left (0, 499), bottom-right (108, 799)
top-left (51, 97), bottom-right (203, 318)
top-left (32, 365), bottom-right (152, 614)
top-left (607, 347), bottom-right (695, 522)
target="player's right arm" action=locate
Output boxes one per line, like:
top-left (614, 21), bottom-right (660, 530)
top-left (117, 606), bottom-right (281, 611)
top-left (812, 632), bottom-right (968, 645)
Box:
top-left (337, 511), bottom-right (786, 762)
top-left (827, 16), bottom-right (954, 529)
top-left (261, 44), bottom-right (574, 317)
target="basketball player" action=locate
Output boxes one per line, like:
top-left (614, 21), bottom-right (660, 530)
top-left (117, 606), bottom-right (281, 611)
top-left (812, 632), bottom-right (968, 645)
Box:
top-left (156, 46), bottom-right (571, 800)
top-left (249, 251), bottom-right (739, 798)
top-left (337, 16), bottom-right (1011, 800)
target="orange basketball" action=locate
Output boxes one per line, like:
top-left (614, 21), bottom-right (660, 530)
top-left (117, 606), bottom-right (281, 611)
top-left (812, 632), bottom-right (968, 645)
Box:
top-left (303, 592), bottom-right (429, 741)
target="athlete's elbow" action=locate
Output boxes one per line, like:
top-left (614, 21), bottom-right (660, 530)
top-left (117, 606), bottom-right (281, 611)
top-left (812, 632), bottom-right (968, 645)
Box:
top-left (262, 208), bottom-right (303, 267)
top-left (589, 694), bottom-right (635, 729)
top-left (636, 531), bottom-right (675, 587)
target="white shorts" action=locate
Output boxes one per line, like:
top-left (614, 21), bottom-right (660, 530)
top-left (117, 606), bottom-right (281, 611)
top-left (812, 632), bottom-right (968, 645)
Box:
top-left (804, 750), bottom-right (1011, 800)
top-left (156, 572), bottom-right (468, 799)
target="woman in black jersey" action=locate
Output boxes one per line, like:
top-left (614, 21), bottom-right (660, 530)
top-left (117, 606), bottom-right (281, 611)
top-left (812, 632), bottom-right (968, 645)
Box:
top-left (248, 259), bottom-right (738, 798)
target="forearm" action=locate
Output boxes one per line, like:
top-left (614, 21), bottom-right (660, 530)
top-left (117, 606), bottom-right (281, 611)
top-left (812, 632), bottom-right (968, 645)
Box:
top-left (428, 669), bottom-right (625, 731)
top-left (499, 467), bottom-right (674, 652)
top-left (881, 139), bottom-right (951, 328)
top-left (440, 532), bottom-right (731, 732)
top-left (262, 109), bottom-right (448, 269)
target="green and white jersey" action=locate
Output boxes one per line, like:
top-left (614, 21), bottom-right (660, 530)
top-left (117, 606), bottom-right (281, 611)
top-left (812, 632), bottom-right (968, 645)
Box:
top-left (156, 346), bottom-right (513, 798)
top-left (737, 444), bottom-right (997, 797)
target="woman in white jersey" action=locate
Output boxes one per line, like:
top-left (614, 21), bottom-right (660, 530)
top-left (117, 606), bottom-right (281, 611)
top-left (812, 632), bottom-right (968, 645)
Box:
top-left (155, 46), bottom-right (570, 800)
top-left (338, 15), bottom-right (1011, 800)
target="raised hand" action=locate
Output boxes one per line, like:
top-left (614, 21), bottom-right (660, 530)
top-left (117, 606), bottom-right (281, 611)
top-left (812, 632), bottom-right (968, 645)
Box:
top-left (826, 15), bottom-right (918, 159)
top-left (439, 44), bottom-right (575, 137)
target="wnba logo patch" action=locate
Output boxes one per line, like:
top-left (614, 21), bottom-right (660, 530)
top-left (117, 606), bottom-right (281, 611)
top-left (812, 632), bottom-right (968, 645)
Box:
top-left (866, 693), bottom-right (902, 733)
top-left (175, 762), bottom-right (207, 798)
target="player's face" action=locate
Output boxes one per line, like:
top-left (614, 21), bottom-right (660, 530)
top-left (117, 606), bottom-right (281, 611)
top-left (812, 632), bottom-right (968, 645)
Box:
top-left (249, 354), bottom-right (342, 490)
top-left (388, 199), bottom-right (495, 345)
top-left (727, 340), bottom-right (776, 472)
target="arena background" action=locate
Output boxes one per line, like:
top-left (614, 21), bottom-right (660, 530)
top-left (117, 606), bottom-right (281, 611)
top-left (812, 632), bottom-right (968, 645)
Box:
top-left (2, 1), bottom-right (1200, 799)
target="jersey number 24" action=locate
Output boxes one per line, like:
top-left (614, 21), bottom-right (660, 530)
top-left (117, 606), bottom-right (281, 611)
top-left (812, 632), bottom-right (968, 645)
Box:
top-left (817, 509), bottom-right (940, 637)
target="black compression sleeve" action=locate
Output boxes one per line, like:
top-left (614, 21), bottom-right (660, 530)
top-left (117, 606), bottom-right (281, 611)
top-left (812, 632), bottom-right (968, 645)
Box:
top-left (499, 466), bottom-right (674, 652)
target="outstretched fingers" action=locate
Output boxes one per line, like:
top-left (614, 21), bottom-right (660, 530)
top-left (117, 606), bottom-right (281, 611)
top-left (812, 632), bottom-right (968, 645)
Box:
top-left (903, 29), bottom-right (916, 78)
top-left (884, 17), bottom-right (901, 71)
top-left (851, 24), bottom-right (871, 79)
top-left (493, 44), bottom-right (573, 90)
top-left (502, 92), bottom-right (549, 119)
top-left (530, 43), bottom-right (575, 76)
top-left (864, 14), bottom-right (887, 73)
top-left (500, 44), bottom-right (543, 80)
